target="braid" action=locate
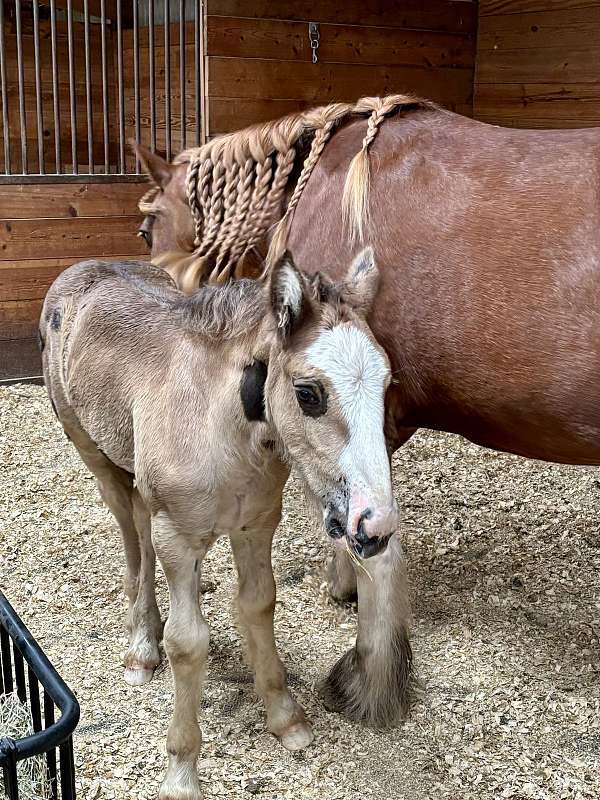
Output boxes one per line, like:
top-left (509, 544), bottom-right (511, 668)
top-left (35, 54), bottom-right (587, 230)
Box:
top-left (342, 97), bottom-right (399, 245)
top-left (215, 157), bottom-right (255, 276)
top-left (186, 153), bottom-right (203, 246)
top-left (198, 161), bottom-right (227, 257)
top-left (266, 117), bottom-right (337, 269)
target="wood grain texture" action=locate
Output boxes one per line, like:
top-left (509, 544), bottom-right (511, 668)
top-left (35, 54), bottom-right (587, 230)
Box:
top-left (206, 1), bottom-right (477, 33)
top-left (474, 84), bottom-right (600, 123)
top-left (480, 0), bottom-right (598, 14)
top-left (0, 216), bottom-right (147, 261)
top-left (475, 1), bottom-right (600, 127)
top-left (208, 57), bottom-right (473, 106)
top-left (207, 17), bottom-right (474, 68)
top-left (478, 6), bottom-right (600, 50)
top-left (0, 182), bottom-right (147, 220)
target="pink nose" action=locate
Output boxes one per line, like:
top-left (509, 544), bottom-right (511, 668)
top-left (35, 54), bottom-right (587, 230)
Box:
top-left (356, 505), bottom-right (399, 539)
top-left (349, 503), bottom-right (399, 558)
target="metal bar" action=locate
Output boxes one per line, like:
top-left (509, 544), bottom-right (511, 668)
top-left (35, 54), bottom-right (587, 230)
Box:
top-left (0, 173), bottom-right (148, 185)
top-left (33, 0), bottom-right (45, 173)
top-left (67, 0), bottom-right (78, 173)
top-left (84, 0), bottom-right (94, 173)
top-left (164, 0), bottom-right (171, 160)
top-left (117, 0), bottom-right (125, 172)
top-left (1, 758), bottom-right (19, 800)
top-left (59, 740), bottom-right (76, 799)
top-left (0, 625), bottom-right (13, 694)
top-left (44, 694), bottom-right (57, 800)
top-left (194, 0), bottom-right (201, 145)
top-left (13, 643), bottom-right (27, 704)
top-left (133, 0), bottom-right (141, 171)
top-left (179, 0), bottom-right (185, 150)
top-left (101, 0), bottom-right (109, 172)
top-left (149, 0), bottom-right (156, 152)
top-left (28, 667), bottom-right (43, 733)
top-left (50, 0), bottom-right (62, 173)
top-left (0, 0), bottom-right (9, 175)
top-left (15, 0), bottom-right (28, 173)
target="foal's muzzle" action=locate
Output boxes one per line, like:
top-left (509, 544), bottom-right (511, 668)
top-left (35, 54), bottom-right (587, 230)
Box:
top-left (325, 507), bottom-right (395, 559)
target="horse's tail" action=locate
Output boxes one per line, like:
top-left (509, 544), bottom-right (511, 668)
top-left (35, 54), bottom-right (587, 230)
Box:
top-left (341, 95), bottom-right (416, 246)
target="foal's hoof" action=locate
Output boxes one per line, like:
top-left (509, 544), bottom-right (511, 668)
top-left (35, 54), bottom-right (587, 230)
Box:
top-left (279, 722), bottom-right (314, 751)
top-left (124, 664), bottom-right (154, 686)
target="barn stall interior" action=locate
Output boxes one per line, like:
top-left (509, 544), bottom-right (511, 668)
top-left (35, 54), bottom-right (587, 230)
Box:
top-left (2, 1), bottom-right (600, 799)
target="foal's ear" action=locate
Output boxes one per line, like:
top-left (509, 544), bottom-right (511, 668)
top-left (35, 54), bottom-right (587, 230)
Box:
top-left (269, 251), bottom-right (308, 340)
top-left (342, 247), bottom-right (380, 315)
top-left (132, 141), bottom-right (173, 190)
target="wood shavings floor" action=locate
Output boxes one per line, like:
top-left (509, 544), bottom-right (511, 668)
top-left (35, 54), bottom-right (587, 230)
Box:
top-left (1, 384), bottom-right (599, 800)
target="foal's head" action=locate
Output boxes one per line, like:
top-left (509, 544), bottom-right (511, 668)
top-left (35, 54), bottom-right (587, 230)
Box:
top-left (262, 250), bottom-right (397, 558)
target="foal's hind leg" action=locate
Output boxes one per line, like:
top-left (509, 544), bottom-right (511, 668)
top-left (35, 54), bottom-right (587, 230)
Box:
top-left (230, 519), bottom-right (314, 752)
top-left (95, 468), bottom-right (161, 685)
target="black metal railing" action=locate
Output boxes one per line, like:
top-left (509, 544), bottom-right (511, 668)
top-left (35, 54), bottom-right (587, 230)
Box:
top-left (0, 590), bottom-right (80, 800)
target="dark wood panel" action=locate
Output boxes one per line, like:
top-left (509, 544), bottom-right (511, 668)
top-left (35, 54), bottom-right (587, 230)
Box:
top-left (206, 1), bottom-right (477, 33)
top-left (207, 17), bottom-right (474, 68)
top-left (478, 6), bottom-right (600, 50)
top-left (474, 83), bottom-right (600, 123)
top-left (0, 336), bottom-right (42, 382)
top-left (476, 113), bottom-right (600, 129)
top-left (208, 57), bottom-right (473, 106)
top-left (476, 46), bottom-right (600, 84)
top-left (0, 298), bottom-right (44, 325)
top-left (0, 182), bottom-right (148, 220)
top-left (209, 98), bottom-right (313, 133)
top-left (0, 216), bottom-right (147, 261)
top-left (480, 0), bottom-right (598, 15)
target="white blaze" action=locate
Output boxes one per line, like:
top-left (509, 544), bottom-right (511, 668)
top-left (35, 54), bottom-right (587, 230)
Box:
top-left (306, 324), bottom-right (393, 530)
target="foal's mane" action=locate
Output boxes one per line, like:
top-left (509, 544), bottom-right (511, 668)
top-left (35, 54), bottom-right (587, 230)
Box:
top-left (143, 94), bottom-right (436, 291)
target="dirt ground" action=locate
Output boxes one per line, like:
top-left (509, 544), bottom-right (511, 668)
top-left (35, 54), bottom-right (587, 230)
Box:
top-left (1, 383), bottom-right (599, 800)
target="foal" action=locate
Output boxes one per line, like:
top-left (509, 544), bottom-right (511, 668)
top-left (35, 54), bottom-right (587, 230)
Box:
top-left (40, 250), bottom-right (398, 799)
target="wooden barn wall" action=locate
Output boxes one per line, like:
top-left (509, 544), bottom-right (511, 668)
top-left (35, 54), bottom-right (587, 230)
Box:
top-left (0, 182), bottom-right (148, 382)
top-left (204, 0), bottom-right (478, 136)
top-left (474, 0), bottom-right (600, 128)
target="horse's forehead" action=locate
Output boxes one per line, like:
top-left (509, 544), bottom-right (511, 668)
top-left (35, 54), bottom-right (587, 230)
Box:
top-left (305, 324), bottom-right (388, 394)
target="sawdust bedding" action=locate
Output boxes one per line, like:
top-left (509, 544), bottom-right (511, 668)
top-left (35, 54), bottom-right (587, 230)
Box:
top-left (1, 383), bottom-right (599, 800)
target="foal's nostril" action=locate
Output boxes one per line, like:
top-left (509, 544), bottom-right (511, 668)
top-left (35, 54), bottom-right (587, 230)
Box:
top-left (355, 509), bottom-right (373, 545)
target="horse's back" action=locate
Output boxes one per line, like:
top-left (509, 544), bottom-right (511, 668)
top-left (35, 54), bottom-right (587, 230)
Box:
top-left (289, 109), bottom-right (600, 464)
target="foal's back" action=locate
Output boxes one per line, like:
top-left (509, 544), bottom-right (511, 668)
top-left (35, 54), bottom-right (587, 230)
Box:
top-left (40, 260), bottom-right (260, 478)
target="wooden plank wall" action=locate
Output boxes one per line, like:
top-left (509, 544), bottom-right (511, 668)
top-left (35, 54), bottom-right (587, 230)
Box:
top-left (0, 182), bottom-right (148, 381)
top-left (474, 0), bottom-right (600, 128)
top-left (205, 0), bottom-right (478, 135)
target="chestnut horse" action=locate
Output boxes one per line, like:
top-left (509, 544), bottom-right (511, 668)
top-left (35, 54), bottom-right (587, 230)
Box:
top-left (136, 94), bottom-right (600, 726)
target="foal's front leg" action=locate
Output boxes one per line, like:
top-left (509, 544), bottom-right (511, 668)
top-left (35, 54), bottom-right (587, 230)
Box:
top-left (152, 511), bottom-right (210, 800)
top-left (229, 522), bottom-right (314, 751)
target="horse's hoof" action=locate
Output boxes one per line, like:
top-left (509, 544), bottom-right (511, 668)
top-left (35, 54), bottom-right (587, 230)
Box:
top-left (279, 722), bottom-right (314, 751)
top-left (124, 665), bottom-right (154, 686)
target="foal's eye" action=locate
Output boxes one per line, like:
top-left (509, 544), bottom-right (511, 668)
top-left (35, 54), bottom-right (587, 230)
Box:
top-left (294, 380), bottom-right (327, 417)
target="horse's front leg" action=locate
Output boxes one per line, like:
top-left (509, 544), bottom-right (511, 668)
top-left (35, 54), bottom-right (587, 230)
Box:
top-left (229, 515), bottom-right (314, 751)
top-left (152, 510), bottom-right (210, 800)
top-left (322, 534), bottom-right (413, 726)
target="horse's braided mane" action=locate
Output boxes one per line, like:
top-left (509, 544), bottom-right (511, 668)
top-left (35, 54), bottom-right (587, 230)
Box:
top-left (150, 94), bottom-right (436, 289)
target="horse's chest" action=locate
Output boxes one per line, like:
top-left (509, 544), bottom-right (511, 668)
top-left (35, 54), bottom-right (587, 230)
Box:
top-left (212, 454), bottom-right (287, 534)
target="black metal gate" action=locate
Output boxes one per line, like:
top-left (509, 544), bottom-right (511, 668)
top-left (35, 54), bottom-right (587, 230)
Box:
top-left (0, 590), bottom-right (80, 799)
top-left (0, 0), bottom-right (205, 181)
